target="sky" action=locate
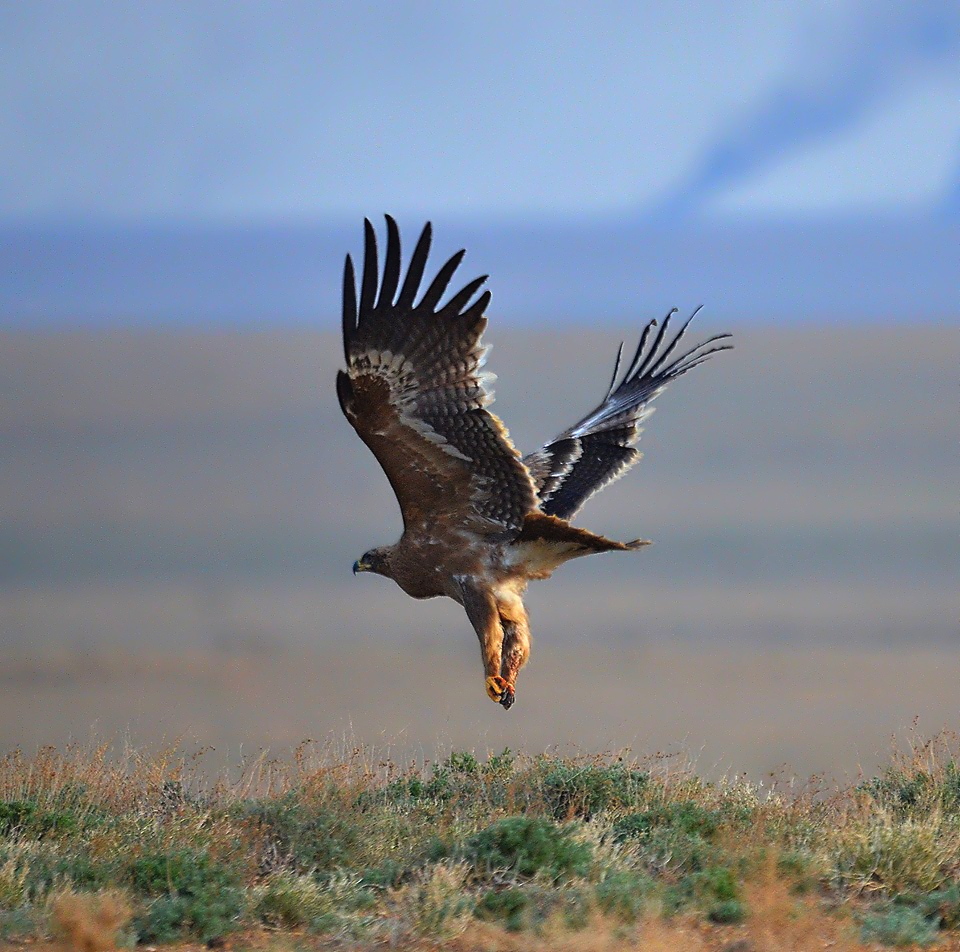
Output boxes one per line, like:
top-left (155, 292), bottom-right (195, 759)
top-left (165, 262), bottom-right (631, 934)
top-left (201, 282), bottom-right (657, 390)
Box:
top-left (1, 0), bottom-right (958, 224)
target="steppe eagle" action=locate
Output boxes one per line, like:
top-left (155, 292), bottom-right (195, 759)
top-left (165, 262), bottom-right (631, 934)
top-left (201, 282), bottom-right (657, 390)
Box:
top-left (337, 217), bottom-right (731, 709)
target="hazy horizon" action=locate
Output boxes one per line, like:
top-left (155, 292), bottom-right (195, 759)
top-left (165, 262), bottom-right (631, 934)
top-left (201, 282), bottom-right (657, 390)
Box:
top-left (1, 323), bottom-right (955, 779)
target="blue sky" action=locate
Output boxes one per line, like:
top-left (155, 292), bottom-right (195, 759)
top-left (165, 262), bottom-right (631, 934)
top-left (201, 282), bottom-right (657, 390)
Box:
top-left (2, 0), bottom-right (958, 224)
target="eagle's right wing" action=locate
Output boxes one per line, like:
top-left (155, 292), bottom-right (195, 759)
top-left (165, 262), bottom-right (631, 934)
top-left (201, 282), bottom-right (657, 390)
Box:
top-left (338, 217), bottom-right (537, 537)
top-left (523, 308), bottom-right (731, 521)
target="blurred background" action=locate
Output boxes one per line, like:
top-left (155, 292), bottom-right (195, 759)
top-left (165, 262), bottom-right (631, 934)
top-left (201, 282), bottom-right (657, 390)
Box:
top-left (1, 1), bottom-right (956, 781)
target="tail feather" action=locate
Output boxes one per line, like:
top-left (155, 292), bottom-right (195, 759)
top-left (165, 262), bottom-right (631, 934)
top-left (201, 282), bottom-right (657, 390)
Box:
top-left (517, 511), bottom-right (650, 553)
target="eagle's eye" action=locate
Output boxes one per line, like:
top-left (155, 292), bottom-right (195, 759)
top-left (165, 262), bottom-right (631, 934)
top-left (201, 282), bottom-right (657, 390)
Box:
top-left (353, 551), bottom-right (377, 575)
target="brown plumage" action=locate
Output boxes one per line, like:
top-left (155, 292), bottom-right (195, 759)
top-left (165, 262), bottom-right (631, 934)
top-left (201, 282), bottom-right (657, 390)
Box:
top-left (338, 217), bottom-right (732, 709)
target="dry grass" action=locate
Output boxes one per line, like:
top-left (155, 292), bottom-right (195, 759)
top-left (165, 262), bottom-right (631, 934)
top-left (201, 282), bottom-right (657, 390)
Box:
top-left (48, 891), bottom-right (129, 952)
top-left (0, 731), bottom-right (958, 950)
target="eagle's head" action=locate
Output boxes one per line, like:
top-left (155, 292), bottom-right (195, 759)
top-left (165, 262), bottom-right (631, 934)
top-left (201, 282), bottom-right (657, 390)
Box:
top-left (352, 546), bottom-right (391, 578)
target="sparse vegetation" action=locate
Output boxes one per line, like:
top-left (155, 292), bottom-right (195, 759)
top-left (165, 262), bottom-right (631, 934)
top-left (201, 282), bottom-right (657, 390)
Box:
top-left (0, 733), bottom-right (959, 949)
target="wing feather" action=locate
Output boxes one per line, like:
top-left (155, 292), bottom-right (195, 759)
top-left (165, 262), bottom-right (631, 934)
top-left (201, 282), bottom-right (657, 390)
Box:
top-left (396, 223), bottom-right (432, 310)
top-left (341, 254), bottom-right (357, 365)
top-left (524, 308), bottom-right (732, 521)
top-left (339, 217), bottom-right (537, 535)
top-left (377, 214), bottom-right (402, 309)
top-left (359, 219), bottom-right (379, 317)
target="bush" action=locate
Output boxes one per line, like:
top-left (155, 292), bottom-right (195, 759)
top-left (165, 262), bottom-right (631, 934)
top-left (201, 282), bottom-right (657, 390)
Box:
top-left (612, 800), bottom-right (722, 843)
top-left (253, 871), bottom-right (374, 932)
top-left (537, 761), bottom-right (648, 820)
top-left (665, 864), bottom-right (746, 924)
top-left (833, 817), bottom-right (954, 894)
top-left (124, 849), bottom-right (244, 943)
top-left (594, 869), bottom-right (656, 922)
top-left (1, 843), bottom-right (112, 898)
top-left (861, 905), bottom-right (939, 947)
top-left (464, 816), bottom-right (592, 881)
top-left (238, 792), bottom-right (359, 873)
top-left (861, 760), bottom-right (960, 818)
top-left (381, 749), bottom-right (516, 807)
top-left (476, 887), bottom-right (529, 931)
top-left (917, 885), bottom-right (960, 929)
top-left (0, 799), bottom-right (81, 838)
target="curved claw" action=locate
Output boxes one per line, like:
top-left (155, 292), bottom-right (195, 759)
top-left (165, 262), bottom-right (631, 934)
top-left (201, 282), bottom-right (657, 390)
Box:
top-left (485, 676), bottom-right (516, 710)
top-left (485, 675), bottom-right (509, 702)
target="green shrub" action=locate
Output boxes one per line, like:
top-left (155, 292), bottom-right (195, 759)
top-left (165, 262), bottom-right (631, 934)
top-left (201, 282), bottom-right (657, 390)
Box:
top-left (694, 866), bottom-right (745, 923)
top-left (917, 885), bottom-right (960, 929)
top-left (861, 905), bottom-right (939, 947)
top-left (612, 801), bottom-right (722, 843)
top-left (360, 859), bottom-right (404, 888)
top-left (594, 869), bottom-right (656, 922)
top-left (381, 749), bottom-right (516, 807)
top-left (125, 848), bottom-right (244, 943)
top-left (861, 761), bottom-right (960, 818)
top-left (663, 863), bottom-right (746, 923)
top-left (464, 816), bottom-right (592, 881)
top-left (3, 844), bottom-right (112, 898)
top-left (539, 762), bottom-right (648, 820)
top-left (238, 792), bottom-right (358, 873)
top-left (389, 862), bottom-right (472, 940)
top-left (0, 799), bottom-right (81, 839)
top-left (0, 906), bottom-right (40, 941)
top-left (475, 881), bottom-right (590, 933)
top-left (636, 824), bottom-right (719, 877)
top-left (476, 887), bottom-right (529, 931)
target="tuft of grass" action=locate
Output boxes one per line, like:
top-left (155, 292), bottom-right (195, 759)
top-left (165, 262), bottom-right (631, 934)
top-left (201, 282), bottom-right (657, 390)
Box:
top-left (252, 870), bottom-right (374, 936)
top-left (387, 861), bottom-right (473, 940)
top-left (48, 890), bottom-right (131, 952)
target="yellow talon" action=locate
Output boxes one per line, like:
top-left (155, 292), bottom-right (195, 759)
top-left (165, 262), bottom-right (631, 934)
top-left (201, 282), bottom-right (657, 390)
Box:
top-left (485, 676), bottom-right (507, 702)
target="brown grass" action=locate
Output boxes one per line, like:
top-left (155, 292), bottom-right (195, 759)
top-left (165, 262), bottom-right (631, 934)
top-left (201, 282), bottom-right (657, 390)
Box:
top-left (48, 892), bottom-right (129, 952)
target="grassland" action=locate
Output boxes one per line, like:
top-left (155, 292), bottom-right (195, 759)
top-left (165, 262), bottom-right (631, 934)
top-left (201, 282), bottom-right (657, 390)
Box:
top-left (1, 733), bottom-right (960, 951)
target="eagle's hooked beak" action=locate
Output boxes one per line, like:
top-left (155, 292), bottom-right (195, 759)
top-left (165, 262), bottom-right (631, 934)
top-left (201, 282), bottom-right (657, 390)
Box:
top-left (352, 558), bottom-right (368, 576)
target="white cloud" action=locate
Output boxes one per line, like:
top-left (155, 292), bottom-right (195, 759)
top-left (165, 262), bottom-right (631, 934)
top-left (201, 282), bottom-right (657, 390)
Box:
top-left (703, 69), bottom-right (960, 216)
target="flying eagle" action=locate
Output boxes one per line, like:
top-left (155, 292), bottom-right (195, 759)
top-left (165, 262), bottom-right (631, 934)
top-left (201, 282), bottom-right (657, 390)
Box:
top-left (337, 217), bottom-right (731, 710)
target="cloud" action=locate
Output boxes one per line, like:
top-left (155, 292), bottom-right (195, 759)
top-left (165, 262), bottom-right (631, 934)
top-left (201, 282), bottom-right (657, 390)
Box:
top-left (0, 2), bottom-right (955, 221)
top-left (703, 70), bottom-right (960, 216)
top-left (654, 2), bottom-right (960, 218)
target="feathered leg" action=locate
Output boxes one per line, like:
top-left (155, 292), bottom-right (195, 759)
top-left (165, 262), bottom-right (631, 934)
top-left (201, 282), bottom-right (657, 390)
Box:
top-left (459, 581), bottom-right (512, 708)
top-left (499, 596), bottom-right (530, 710)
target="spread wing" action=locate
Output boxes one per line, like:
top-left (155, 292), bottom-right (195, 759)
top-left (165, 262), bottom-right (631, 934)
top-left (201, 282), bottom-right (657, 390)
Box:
top-left (524, 307), bottom-right (732, 521)
top-left (337, 216), bottom-right (537, 536)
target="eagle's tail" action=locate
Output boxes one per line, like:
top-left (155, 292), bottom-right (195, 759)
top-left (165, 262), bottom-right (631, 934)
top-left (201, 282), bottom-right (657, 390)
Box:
top-left (517, 512), bottom-right (649, 554)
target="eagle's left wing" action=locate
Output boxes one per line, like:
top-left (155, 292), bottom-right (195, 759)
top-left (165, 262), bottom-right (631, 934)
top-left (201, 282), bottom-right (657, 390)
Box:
top-left (524, 308), bottom-right (732, 521)
top-left (338, 217), bottom-right (537, 536)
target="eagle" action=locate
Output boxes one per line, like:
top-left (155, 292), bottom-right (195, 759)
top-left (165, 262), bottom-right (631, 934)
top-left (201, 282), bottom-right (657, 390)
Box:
top-left (337, 217), bottom-right (731, 710)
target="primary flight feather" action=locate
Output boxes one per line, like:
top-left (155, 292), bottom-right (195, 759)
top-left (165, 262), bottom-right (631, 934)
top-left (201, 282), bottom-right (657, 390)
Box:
top-left (337, 216), bottom-right (731, 709)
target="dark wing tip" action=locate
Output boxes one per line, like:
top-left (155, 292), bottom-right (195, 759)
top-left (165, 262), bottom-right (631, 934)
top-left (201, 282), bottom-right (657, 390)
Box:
top-left (342, 252), bottom-right (357, 365)
top-left (359, 219), bottom-right (379, 318)
top-left (378, 214), bottom-right (402, 310)
top-left (461, 288), bottom-right (491, 324)
top-left (418, 247), bottom-right (466, 312)
top-left (396, 221), bottom-right (433, 309)
top-left (442, 273), bottom-right (489, 316)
